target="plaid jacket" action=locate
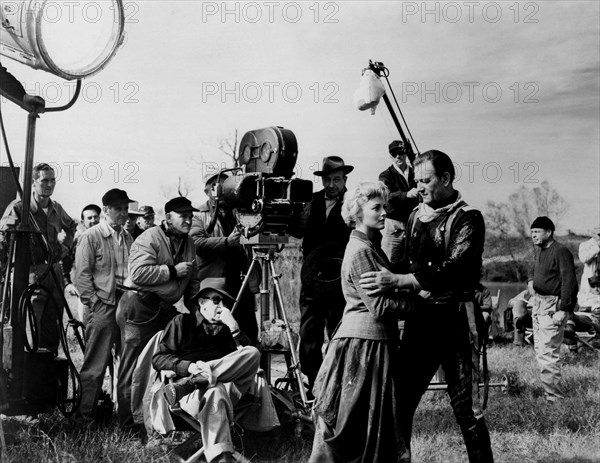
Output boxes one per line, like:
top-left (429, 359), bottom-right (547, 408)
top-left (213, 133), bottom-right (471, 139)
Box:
top-left (334, 230), bottom-right (399, 341)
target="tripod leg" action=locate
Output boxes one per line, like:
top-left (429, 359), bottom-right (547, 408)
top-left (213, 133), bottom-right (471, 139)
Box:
top-left (269, 260), bottom-right (309, 408)
top-left (231, 257), bottom-right (261, 316)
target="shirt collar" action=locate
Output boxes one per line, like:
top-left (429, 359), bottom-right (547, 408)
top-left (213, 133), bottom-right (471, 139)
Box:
top-left (30, 195), bottom-right (54, 214)
top-left (99, 219), bottom-right (125, 239)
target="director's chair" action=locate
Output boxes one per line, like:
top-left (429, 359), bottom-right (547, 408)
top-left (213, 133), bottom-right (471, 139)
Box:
top-left (131, 331), bottom-right (276, 463)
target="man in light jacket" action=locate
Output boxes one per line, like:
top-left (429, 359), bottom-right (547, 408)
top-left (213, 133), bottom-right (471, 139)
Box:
top-left (116, 196), bottom-right (201, 438)
top-left (74, 189), bottom-right (134, 424)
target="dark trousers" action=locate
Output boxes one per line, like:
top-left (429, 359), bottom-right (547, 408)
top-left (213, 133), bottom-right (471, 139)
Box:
top-left (299, 288), bottom-right (345, 388)
top-left (398, 304), bottom-right (493, 463)
top-left (28, 263), bottom-right (64, 353)
top-left (77, 296), bottom-right (121, 421)
top-left (116, 292), bottom-right (177, 430)
top-left (232, 288), bottom-right (258, 344)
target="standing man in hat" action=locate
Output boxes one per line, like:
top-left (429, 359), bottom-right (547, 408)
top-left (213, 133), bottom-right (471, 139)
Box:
top-left (136, 206), bottom-right (156, 232)
top-left (124, 206), bottom-right (144, 240)
top-left (190, 172), bottom-right (260, 343)
top-left (297, 156), bottom-right (353, 392)
top-left (529, 216), bottom-right (578, 402)
top-left (116, 196), bottom-right (201, 437)
top-left (359, 150), bottom-right (493, 462)
top-left (0, 162), bottom-right (78, 354)
top-left (378, 140), bottom-right (419, 269)
top-left (74, 189), bottom-right (135, 424)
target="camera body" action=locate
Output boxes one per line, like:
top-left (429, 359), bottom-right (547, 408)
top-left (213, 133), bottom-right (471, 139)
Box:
top-left (239, 126), bottom-right (298, 177)
top-left (222, 127), bottom-right (312, 243)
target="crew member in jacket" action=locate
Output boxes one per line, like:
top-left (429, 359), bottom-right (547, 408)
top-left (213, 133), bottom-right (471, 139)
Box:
top-left (378, 140), bottom-right (419, 269)
top-left (74, 189), bottom-right (134, 424)
top-left (190, 172), bottom-right (260, 343)
top-left (116, 196), bottom-right (201, 437)
top-left (296, 156), bottom-right (353, 392)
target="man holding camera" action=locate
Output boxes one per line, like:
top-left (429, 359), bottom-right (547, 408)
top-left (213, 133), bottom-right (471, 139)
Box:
top-left (116, 196), bottom-right (201, 436)
top-left (529, 216), bottom-right (578, 402)
top-left (190, 172), bottom-right (260, 343)
top-left (378, 140), bottom-right (419, 269)
top-left (297, 156), bottom-right (353, 392)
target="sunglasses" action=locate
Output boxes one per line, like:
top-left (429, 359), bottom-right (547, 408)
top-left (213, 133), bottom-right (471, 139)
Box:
top-left (200, 295), bottom-right (224, 305)
top-left (390, 151), bottom-right (407, 158)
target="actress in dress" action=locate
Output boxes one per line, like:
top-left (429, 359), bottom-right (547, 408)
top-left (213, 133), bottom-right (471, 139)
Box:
top-left (309, 181), bottom-right (404, 463)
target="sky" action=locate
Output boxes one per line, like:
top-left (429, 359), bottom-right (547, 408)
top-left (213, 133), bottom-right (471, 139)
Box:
top-left (1, 0), bottom-right (599, 233)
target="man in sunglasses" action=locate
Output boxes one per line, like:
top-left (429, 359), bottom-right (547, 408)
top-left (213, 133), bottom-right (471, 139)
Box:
top-left (153, 278), bottom-right (260, 463)
top-left (378, 140), bottom-right (419, 269)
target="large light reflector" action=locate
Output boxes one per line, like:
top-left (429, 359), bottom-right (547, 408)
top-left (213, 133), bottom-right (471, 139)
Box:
top-left (0, 0), bottom-right (125, 80)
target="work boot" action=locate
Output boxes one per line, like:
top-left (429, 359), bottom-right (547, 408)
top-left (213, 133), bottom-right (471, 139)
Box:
top-left (513, 330), bottom-right (525, 347)
top-left (460, 418), bottom-right (494, 463)
top-left (161, 374), bottom-right (209, 406)
top-left (217, 451), bottom-right (235, 463)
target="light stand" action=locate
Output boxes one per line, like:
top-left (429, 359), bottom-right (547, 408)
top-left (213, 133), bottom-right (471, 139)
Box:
top-left (0, 81), bottom-right (86, 415)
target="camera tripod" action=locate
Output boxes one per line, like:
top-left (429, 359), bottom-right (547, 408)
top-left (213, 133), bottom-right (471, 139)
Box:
top-left (231, 243), bottom-right (312, 428)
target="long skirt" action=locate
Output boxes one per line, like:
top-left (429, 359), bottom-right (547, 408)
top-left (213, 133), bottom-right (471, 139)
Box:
top-left (310, 337), bottom-right (399, 463)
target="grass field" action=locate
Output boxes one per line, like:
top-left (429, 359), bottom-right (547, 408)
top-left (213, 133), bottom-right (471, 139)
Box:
top-left (2, 245), bottom-right (599, 462)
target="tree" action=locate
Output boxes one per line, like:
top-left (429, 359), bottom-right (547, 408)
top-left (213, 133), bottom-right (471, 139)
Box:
top-left (159, 176), bottom-right (194, 202)
top-left (216, 129), bottom-right (240, 167)
top-left (483, 181), bottom-right (568, 281)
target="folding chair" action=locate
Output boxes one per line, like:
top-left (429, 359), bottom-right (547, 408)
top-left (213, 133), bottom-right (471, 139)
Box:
top-left (132, 331), bottom-right (277, 463)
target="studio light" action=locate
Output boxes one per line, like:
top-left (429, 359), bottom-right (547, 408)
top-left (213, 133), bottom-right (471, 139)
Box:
top-left (0, 0), bottom-right (125, 80)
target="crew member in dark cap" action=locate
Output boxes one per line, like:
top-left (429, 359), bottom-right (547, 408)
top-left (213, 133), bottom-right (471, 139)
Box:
top-left (136, 205), bottom-right (156, 232)
top-left (124, 204), bottom-right (144, 240)
top-left (190, 171), bottom-right (260, 343)
top-left (74, 189), bottom-right (135, 424)
top-left (116, 196), bottom-right (201, 438)
top-left (379, 140), bottom-right (419, 269)
top-left (295, 156), bottom-right (353, 392)
top-left (528, 216), bottom-right (578, 402)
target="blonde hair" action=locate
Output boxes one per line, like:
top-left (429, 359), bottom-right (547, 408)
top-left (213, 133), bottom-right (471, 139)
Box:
top-left (341, 181), bottom-right (389, 228)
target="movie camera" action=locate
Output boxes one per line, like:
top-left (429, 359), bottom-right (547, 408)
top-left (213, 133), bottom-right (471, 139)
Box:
top-left (220, 126), bottom-right (313, 244)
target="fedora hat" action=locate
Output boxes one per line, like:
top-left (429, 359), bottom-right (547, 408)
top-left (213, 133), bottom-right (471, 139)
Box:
top-left (193, 277), bottom-right (236, 305)
top-left (138, 205), bottom-right (155, 218)
top-left (314, 156), bottom-right (354, 177)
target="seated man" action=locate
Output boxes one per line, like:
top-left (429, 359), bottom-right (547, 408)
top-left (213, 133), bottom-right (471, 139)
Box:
top-left (475, 282), bottom-right (493, 336)
top-left (565, 274), bottom-right (600, 349)
top-left (152, 278), bottom-right (260, 463)
top-left (509, 289), bottom-right (533, 346)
